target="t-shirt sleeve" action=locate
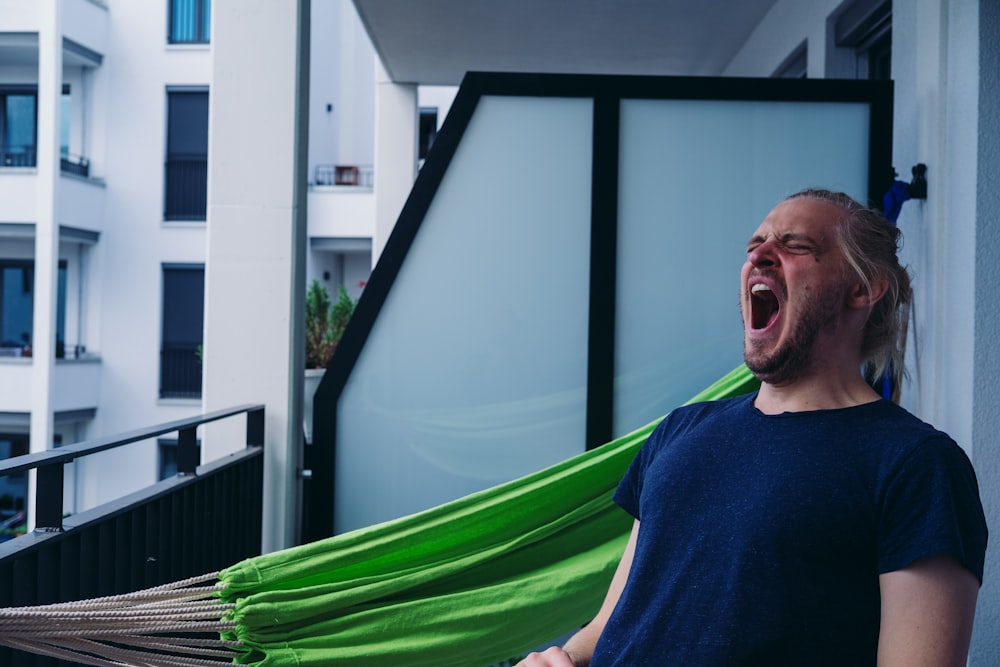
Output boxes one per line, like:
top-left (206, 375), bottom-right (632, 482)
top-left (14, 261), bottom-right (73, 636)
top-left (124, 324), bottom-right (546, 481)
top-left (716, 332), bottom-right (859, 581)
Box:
top-left (613, 416), bottom-right (671, 521)
top-left (878, 436), bottom-right (989, 582)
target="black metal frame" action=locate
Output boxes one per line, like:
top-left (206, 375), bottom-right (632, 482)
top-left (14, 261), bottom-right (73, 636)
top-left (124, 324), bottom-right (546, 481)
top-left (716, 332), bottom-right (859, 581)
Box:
top-left (0, 404), bottom-right (264, 532)
top-left (305, 72), bottom-right (894, 542)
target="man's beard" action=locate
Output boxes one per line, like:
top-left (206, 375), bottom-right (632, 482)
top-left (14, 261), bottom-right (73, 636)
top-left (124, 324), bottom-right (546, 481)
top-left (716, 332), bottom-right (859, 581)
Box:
top-left (743, 286), bottom-right (842, 385)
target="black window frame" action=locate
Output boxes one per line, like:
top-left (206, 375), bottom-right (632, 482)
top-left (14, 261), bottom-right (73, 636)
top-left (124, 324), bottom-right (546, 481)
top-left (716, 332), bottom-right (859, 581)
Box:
top-left (0, 259), bottom-right (69, 358)
top-left (0, 86), bottom-right (38, 168)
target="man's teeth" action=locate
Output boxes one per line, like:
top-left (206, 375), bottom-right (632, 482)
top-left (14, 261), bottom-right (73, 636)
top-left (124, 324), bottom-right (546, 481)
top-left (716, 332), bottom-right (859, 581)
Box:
top-left (751, 283), bottom-right (771, 294)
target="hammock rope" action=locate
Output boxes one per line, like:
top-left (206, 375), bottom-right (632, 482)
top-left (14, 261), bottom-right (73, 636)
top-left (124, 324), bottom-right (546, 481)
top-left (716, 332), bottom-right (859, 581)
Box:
top-left (0, 365), bottom-right (759, 667)
top-left (0, 573), bottom-right (238, 666)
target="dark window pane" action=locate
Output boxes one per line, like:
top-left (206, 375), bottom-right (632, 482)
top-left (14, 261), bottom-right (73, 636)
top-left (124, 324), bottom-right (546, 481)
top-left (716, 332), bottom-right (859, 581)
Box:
top-left (0, 434), bottom-right (28, 543)
top-left (160, 266), bottom-right (204, 398)
top-left (1, 91), bottom-right (37, 167)
top-left (165, 90), bottom-right (209, 220)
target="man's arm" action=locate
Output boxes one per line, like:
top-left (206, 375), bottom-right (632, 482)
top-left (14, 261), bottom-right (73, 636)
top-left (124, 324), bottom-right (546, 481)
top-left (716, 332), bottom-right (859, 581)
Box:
top-left (877, 555), bottom-right (980, 667)
top-left (517, 520), bottom-right (640, 667)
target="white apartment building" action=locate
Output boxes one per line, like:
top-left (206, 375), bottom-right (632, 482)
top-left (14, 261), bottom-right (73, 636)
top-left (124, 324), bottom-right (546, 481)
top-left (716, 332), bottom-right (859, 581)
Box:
top-left (0, 0), bottom-right (454, 532)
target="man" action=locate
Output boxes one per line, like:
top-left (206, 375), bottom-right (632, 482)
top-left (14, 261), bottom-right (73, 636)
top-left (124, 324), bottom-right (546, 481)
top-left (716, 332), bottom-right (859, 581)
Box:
top-left (518, 189), bottom-right (988, 666)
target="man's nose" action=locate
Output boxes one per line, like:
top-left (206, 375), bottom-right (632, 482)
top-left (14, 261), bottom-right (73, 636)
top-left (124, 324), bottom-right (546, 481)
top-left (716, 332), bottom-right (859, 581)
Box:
top-left (748, 241), bottom-right (777, 267)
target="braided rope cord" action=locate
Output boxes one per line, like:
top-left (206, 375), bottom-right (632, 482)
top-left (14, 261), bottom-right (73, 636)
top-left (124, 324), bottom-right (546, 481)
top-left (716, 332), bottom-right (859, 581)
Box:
top-left (0, 572), bottom-right (242, 666)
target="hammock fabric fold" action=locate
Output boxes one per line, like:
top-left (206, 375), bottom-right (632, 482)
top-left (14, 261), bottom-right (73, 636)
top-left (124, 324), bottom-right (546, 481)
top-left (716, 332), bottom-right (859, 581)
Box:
top-left (0, 365), bottom-right (758, 667)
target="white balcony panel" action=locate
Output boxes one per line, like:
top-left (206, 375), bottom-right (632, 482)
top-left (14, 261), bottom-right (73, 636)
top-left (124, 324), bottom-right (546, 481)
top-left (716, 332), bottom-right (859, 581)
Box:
top-left (0, 360), bottom-right (32, 412)
top-left (0, 171), bottom-right (37, 224)
top-left (59, 174), bottom-right (106, 233)
top-left (0, 1), bottom-right (39, 30)
top-left (0, 359), bottom-right (100, 413)
top-left (308, 187), bottom-right (375, 239)
top-left (53, 357), bottom-right (101, 412)
top-left (60, 0), bottom-right (109, 59)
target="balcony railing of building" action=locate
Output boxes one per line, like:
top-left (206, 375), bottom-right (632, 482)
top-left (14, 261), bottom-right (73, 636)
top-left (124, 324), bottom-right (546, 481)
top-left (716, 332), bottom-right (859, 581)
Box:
top-left (59, 151), bottom-right (90, 178)
top-left (164, 156), bottom-right (208, 220)
top-left (160, 344), bottom-right (202, 398)
top-left (0, 403), bottom-right (264, 666)
top-left (313, 163), bottom-right (374, 188)
top-left (1, 145), bottom-right (37, 168)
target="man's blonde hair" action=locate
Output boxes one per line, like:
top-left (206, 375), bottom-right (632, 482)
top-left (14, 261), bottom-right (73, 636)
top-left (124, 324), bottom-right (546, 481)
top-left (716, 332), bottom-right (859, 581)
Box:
top-left (786, 188), bottom-right (913, 397)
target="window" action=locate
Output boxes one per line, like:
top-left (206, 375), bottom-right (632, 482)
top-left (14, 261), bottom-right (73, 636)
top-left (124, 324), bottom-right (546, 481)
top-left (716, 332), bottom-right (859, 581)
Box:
top-left (0, 87), bottom-right (37, 167)
top-left (834, 0), bottom-right (891, 80)
top-left (164, 90), bottom-right (209, 221)
top-left (169, 0), bottom-right (211, 44)
top-left (0, 260), bottom-right (68, 358)
top-left (419, 107), bottom-right (438, 160)
top-left (160, 265), bottom-right (204, 398)
top-left (0, 434), bottom-right (28, 543)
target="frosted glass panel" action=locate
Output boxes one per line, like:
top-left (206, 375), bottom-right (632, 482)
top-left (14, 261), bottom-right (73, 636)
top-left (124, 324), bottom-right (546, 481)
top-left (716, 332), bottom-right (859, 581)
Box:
top-left (614, 99), bottom-right (869, 435)
top-left (337, 96), bottom-right (593, 533)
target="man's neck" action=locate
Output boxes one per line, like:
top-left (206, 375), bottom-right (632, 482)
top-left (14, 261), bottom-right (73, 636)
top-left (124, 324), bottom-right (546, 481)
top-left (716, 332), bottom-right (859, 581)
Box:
top-left (753, 373), bottom-right (882, 415)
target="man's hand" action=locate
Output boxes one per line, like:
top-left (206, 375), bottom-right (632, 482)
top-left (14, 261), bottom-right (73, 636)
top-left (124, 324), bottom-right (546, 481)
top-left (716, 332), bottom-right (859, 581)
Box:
top-left (516, 646), bottom-right (579, 666)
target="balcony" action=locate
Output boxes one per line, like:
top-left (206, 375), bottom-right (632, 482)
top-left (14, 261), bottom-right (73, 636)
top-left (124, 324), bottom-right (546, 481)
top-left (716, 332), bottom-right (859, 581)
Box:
top-left (160, 345), bottom-right (202, 399)
top-left (308, 165), bottom-right (376, 240)
top-left (0, 145), bottom-right (36, 168)
top-left (164, 156), bottom-right (208, 221)
top-left (0, 156), bottom-right (105, 236)
top-left (0, 355), bottom-right (101, 415)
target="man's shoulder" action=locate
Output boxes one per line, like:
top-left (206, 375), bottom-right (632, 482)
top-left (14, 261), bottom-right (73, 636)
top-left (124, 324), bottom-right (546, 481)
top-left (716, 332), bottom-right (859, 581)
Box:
top-left (652, 393), bottom-right (756, 438)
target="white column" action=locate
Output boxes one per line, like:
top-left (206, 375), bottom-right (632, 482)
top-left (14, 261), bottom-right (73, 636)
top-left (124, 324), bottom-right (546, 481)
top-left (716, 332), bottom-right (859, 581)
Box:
top-left (372, 59), bottom-right (417, 266)
top-left (203, 0), bottom-right (309, 552)
top-left (27, 0), bottom-right (62, 530)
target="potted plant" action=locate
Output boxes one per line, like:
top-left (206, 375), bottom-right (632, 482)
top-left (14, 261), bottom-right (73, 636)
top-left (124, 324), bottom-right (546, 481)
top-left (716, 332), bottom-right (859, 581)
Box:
top-left (305, 280), bottom-right (356, 369)
top-left (304, 280), bottom-right (358, 443)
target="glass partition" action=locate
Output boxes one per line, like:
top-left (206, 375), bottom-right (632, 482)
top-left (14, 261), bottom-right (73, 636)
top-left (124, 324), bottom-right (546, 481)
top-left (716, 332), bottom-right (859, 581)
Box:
top-left (336, 96), bottom-right (594, 532)
top-left (613, 99), bottom-right (869, 434)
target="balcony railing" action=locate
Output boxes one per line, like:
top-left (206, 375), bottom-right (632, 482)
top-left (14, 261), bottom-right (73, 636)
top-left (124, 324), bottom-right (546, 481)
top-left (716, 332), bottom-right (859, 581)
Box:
top-left (1, 145), bottom-right (37, 168)
top-left (164, 156), bottom-right (207, 220)
top-left (160, 345), bottom-right (202, 398)
top-left (314, 163), bottom-right (374, 188)
top-left (59, 151), bottom-right (90, 178)
top-left (0, 403), bottom-right (264, 667)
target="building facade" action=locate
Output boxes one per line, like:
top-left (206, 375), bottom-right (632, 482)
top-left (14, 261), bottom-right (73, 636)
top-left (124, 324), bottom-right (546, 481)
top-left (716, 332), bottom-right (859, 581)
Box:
top-left (0, 0), bottom-right (453, 536)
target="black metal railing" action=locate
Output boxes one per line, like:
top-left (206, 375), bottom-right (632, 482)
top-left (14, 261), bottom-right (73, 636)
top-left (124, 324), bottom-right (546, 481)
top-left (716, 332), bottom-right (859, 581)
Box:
top-left (164, 156), bottom-right (208, 220)
top-left (1, 145), bottom-right (37, 168)
top-left (160, 345), bottom-right (202, 398)
top-left (0, 404), bottom-right (264, 667)
top-left (59, 152), bottom-right (90, 177)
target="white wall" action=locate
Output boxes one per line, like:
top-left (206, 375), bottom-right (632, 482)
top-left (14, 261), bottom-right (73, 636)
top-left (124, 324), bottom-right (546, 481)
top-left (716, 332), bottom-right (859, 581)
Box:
top-left (308, 0), bottom-right (375, 180)
top-left (73, 0), bottom-right (211, 508)
top-left (971, 0), bottom-right (1000, 661)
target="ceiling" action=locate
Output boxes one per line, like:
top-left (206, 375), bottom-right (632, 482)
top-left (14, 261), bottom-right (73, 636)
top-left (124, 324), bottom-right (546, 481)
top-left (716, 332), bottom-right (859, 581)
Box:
top-left (352, 0), bottom-right (781, 86)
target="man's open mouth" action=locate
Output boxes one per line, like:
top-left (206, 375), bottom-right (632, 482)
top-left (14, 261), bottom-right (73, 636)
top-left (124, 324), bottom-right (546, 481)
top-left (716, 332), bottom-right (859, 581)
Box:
top-left (750, 283), bottom-right (780, 330)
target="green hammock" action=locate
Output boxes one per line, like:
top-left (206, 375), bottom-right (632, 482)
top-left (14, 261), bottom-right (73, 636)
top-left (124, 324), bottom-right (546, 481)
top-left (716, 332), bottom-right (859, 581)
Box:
top-left (0, 365), bottom-right (758, 667)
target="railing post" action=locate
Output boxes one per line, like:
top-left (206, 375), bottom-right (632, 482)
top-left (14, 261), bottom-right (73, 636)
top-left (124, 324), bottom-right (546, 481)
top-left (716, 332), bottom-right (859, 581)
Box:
top-left (35, 462), bottom-right (65, 531)
top-left (177, 425), bottom-right (199, 475)
top-left (246, 407), bottom-right (265, 448)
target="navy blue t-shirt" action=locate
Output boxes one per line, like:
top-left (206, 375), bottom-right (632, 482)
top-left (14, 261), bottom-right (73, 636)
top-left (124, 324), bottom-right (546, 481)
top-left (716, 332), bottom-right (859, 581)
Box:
top-left (591, 393), bottom-right (987, 666)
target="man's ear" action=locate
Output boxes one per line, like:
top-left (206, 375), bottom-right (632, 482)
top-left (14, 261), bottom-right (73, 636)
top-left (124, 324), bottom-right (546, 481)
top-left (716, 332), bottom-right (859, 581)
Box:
top-left (848, 277), bottom-right (889, 310)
